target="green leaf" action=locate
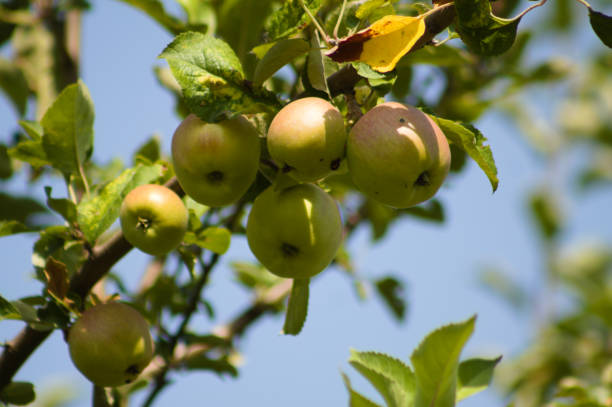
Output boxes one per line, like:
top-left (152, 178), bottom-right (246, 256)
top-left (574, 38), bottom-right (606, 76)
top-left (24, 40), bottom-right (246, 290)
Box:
top-left (8, 138), bottom-right (50, 168)
top-left (457, 356), bottom-right (502, 401)
top-left (411, 316), bottom-right (476, 407)
top-left (19, 120), bottom-right (43, 140)
top-left (529, 190), bottom-right (562, 241)
top-left (306, 31), bottom-right (330, 96)
top-left (253, 38), bottom-right (309, 85)
top-left (185, 354), bottom-right (238, 377)
top-left (400, 44), bottom-right (474, 67)
top-left (76, 163), bottom-right (165, 243)
top-left (428, 115), bottom-right (498, 192)
top-left (133, 135), bottom-right (161, 164)
top-left (183, 226), bottom-right (231, 254)
top-left (176, 0), bottom-right (215, 31)
top-left (0, 295), bottom-right (20, 320)
top-left (589, 8), bottom-right (612, 48)
top-left (0, 220), bottom-right (34, 237)
top-left (0, 192), bottom-right (47, 225)
top-left (0, 57), bottom-right (28, 116)
top-left (342, 372), bottom-right (385, 407)
top-left (454, 0), bottom-right (521, 56)
top-left (0, 381), bottom-right (35, 405)
top-left (349, 350), bottom-right (415, 407)
top-left (282, 278), bottom-right (310, 335)
top-left (116, 0), bottom-right (185, 34)
top-left (160, 32), bottom-right (280, 122)
top-left (44, 187), bottom-right (77, 224)
top-left (353, 62), bottom-right (397, 88)
top-left (41, 79), bottom-right (94, 177)
top-left (374, 276), bottom-right (407, 321)
top-left (356, 0), bottom-right (395, 21)
top-left (265, 0), bottom-right (323, 41)
top-left (231, 261), bottom-right (282, 289)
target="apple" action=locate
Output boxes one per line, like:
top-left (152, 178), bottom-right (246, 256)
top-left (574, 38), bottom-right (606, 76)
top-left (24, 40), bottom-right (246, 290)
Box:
top-left (246, 183), bottom-right (343, 279)
top-left (68, 302), bottom-right (154, 387)
top-left (120, 184), bottom-right (188, 255)
top-left (347, 102), bottom-right (451, 208)
top-left (172, 113), bottom-right (261, 207)
top-left (267, 97), bottom-right (347, 182)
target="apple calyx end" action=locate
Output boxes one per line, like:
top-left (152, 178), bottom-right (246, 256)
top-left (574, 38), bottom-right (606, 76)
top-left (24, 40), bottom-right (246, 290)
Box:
top-left (281, 242), bottom-right (300, 258)
top-left (415, 171), bottom-right (431, 187)
top-left (206, 170), bottom-right (224, 184)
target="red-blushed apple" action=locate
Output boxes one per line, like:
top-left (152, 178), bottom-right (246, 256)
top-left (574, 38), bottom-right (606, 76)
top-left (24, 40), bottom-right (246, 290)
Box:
top-left (267, 97), bottom-right (346, 182)
top-left (347, 102), bottom-right (451, 208)
top-left (172, 114), bottom-right (260, 207)
top-left (246, 183), bottom-right (343, 279)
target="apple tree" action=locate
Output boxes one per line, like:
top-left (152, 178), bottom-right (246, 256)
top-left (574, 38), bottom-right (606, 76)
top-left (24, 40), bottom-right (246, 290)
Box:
top-left (0, 0), bottom-right (610, 406)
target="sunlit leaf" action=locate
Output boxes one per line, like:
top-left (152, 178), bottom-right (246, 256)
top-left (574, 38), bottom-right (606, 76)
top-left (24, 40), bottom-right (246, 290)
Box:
top-left (265, 0), bottom-right (323, 41)
top-left (282, 278), bottom-right (309, 335)
top-left (184, 226), bottom-right (231, 254)
top-left (253, 38), bottom-right (309, 85)
top-left (116, 0), bottom-right (185, 34)
top-left (457, 356), bottom-right (502, 401)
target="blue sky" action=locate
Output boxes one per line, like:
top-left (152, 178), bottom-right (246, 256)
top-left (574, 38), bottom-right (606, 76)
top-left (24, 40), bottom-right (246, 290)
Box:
top-left (1, 1), bottom-right (612, 406)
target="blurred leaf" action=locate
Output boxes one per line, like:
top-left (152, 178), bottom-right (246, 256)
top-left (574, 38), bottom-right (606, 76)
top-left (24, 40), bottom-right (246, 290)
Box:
top-left (353, 62), bottom-right (397, 88)
top-left (0, 220), bottom-right (33, 237)
top-left (19, 120), bottom-right (43, 140)
top-left (529, 190), bottom-right (562, 241)
top-left (411, 316), bottom-right (476, 407)
top-left (405, 199), bottom-right (445, 223)
top-left (8, 138), bottom-right (50, 168)
top-left (0, 295), bottom-right (20, 320)
top-left (116, 0), bottom-right (185, 34)
top-left (429, 115), bottom-right (498, 192)
top-left (231, 261), bottom-right (281, 289)
top-left (253, 38), bottom-right (309, 85)
top-left (0, 381), bottom-right (35, 405)
top-left (307, 31), bottom-right (330, 96)
top-left (0, 144), bottom-right (13, 179)
top-left (282, 278), bottom-right (309, 335)
top-left (41, 80), bottom-right (94, 177)
top-left (479, 268), bottom-right (527, 310)
top-left (0, 192), bottom-right (47, 224)
top-left (374, 276), bottom-right (407, 321)
top-left (356, 0), bottom-right (396, 22)
top-left (400, 44), bottom-right (474, 67)
top-left (457, 356), bottom-right (502, 401)
top-left (160, 32), bottom-right (280, 122)
top-left (342, 372), bottom-right (385, 407)
top-left (184, 226), bottom-right (231, 254)
top-left (176, 0), bottom-right (215, 32)
top-left (454, 0), bottom-right (524, 56)
top-left (43, 257), bottom-right (69, 301)
top-left (133, 135), bottom-right (161, 164)
top-left (589, 8), bottom-right (612, 48)
top-left (77, 163), bottom-right (165, 243)
top-left (185, 354), bottom-right (238, 377)
top-left (349, 350), bottom-right (415, 407)
top-left (44, 187), bottom-right (77, 224)
top-left (265, 0), bottom-right (323, 41)
top-left (0, 57), bottom-right (28, 116)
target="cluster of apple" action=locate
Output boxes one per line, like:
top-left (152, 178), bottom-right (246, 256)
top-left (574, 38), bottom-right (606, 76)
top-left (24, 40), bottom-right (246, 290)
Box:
top-left (67, 97), bottom-right (451, 387)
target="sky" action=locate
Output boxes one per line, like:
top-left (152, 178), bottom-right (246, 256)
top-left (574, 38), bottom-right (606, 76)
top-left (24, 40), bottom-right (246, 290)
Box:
top-left (1, 1), bottom-right (611, 406)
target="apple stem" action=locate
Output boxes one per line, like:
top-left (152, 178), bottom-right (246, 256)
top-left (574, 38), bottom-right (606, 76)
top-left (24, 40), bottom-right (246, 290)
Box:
top-left (137, 217), bottom-right (151, 230)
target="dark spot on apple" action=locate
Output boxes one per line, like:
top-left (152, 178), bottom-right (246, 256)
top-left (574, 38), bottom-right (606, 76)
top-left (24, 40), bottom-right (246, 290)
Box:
top-left (281, 242), bottom-right (299, 257)
top-left (330, 158), bottom-right (341, 170)
top-left (282, 164), bottom-right (293, 173)
top-left (207, 171), bottom-right (224, 184)
top-left (399, 118), bottom-right (405, 123)
top-left (415, 171), bottom-right (431, 186)
top-left (319, 158), bottom-right (324, 162)
top-left (125, 364), bottom-right (140, 377)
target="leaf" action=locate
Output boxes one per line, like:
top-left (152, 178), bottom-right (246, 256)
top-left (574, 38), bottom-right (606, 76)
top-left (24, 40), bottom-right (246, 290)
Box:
top-left (282, 278), bottom-right (310, 335)
top-left (326, 14), bottom-right (426, 73)
top-left (0, 192), bottom-right (48, 225)
top-left (374, 276), bottom-right (407, 321)
top-left (133, 135), bottom-right (161, 164)
top-left (428, 115), bottom-right (498, 192)
top-left (231, 261), bottom-right (282, 289)
top-left (306, 31), bottom-right (330, 96)
top-left (76, 163), bottom-right (165, 243)
top-left (185, 354), bottom-right (238, 377)
top-left (265, 0), bottom-right (323, 41)
top-left (19, 120), bottom-right (43, 140)
top-left (183, 226), bottom-right (231, 254)
top-left (41, 80), bottom-right (94, 177)
top-left (457, 356), bottom-right (502, 401)
top-left (0, 57), bottom-right (29, 116)
top-left (342, 372), bottom-right (385, 407)
top-left (8, 138), bottom-right (50, 168)
top-left (400, 44), bottom-right (474, 67)
top-left (349, 350), bottom-right (415, 407)
top-left (0, 381), bottom-right (35, 405)
top-left (43, 257), bottom-right (69, 301)
top-left (529, 189), bottom-right (562, 241)
top-left (44, 187), bottom-right (77, 224)
top-left (159, 32), bottom-right (280, 122)
top-left (356, 0), bottom-right (395, 21)
top-left (589, 8), bottom-right (612, 48)
top-left (454, 0), bottom-right (523, 56)
top-left (0, 295), bottom-right (20, 320)
top-left (0, 220), bottom-right (33, 237)
top-left (253, 38), bottom-right (309, 85)
top-left (410, 316), bottom-right (476, 407)
top-left (116, 0), bottom-right (185, 34)
top-left (177, 0), bottom-right (216, 32)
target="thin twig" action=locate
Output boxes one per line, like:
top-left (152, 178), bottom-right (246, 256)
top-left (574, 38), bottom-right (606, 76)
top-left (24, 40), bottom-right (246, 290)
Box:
top-left (333, 0), bottom-right (348, 40)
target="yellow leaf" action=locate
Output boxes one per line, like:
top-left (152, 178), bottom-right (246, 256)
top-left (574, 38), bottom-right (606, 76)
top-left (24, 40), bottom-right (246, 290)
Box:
top-left (326, 14), bottom-right (426, 73)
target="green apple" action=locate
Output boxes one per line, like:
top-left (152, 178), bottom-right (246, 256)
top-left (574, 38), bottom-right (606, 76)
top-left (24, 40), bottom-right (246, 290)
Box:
top-left (172, 113), bottom-right (261, 207)
top-left (347, 102), bottom-right (451, 208)
top-left (246, 184), bottom-right (343, 279)
top-left (120, 184), bottom-right (188, 255)
top-left (267, 97), bottom-right (347, 182)
top-left (68, 302), bottom-right (154, 387)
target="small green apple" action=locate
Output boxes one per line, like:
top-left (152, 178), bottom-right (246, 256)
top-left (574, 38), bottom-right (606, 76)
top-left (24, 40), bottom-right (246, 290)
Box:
top-left (246, 183), bottom-right (343, 279)
top-left (172, 113), bottom-right (261, 207)
top-left (267, 97), bottom-right (347, 182)
top-left (68, 302), bottom-right (154, 387)
top-left (347, 102), bottom-right (451, 208)
top-left (120, 184), bottom-right (188, 256)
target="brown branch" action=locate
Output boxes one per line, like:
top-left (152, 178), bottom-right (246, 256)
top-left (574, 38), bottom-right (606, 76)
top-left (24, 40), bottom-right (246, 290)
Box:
top-left (0, 177), bottom-right (182, 391)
